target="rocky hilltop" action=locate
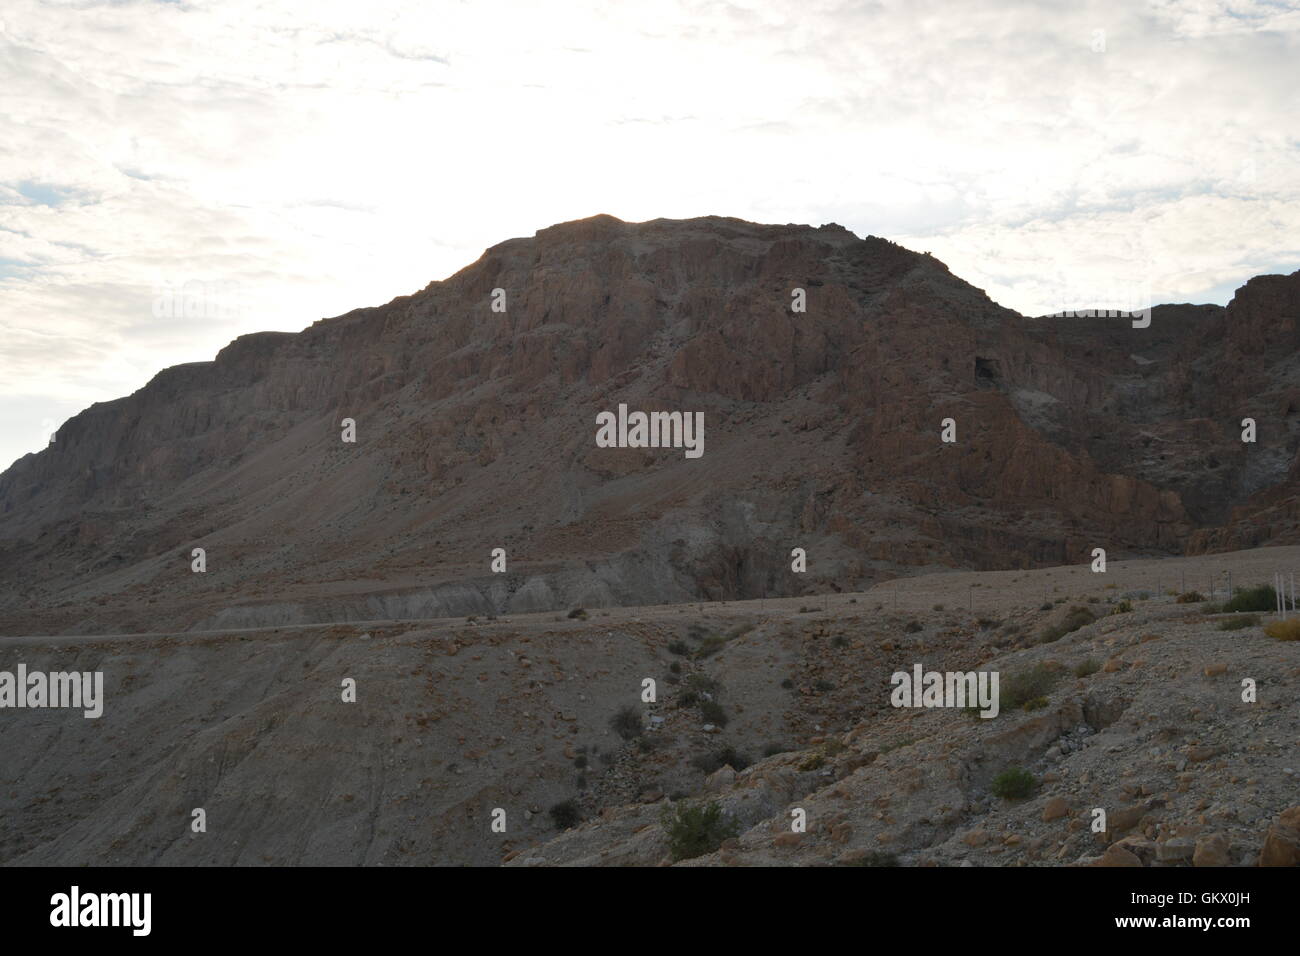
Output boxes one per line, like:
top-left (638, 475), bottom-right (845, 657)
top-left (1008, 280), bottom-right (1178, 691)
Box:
top-left (1, 214), bottom-right (1298, 635)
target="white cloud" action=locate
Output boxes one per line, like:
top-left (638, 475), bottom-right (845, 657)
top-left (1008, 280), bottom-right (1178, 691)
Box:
top-left (1, 0), bottom-right (1298, 468)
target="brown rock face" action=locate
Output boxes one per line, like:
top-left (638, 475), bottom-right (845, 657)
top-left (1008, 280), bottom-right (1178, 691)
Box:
top-left (1, 214), bottom-right (1298, 634)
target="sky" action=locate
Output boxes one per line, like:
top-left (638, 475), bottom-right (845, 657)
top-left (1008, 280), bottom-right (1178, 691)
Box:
top-left (2, 0), bottom-right (1298, 469)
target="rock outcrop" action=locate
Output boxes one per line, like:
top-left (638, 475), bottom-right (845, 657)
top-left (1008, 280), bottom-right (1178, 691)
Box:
top-left (1, 214), bottom-right (1298, 634)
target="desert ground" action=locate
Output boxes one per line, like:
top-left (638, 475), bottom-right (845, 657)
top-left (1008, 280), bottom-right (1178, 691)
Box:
top-left (3, 545), bottom-right (1297, 867)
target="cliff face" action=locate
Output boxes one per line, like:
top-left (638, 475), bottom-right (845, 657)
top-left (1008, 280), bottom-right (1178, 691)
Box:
top-left (1, 214), bottom-right (1297, 634)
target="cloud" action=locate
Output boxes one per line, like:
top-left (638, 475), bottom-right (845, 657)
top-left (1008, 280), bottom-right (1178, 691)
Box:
top-left (1, 0), bottom-right (1298, 468)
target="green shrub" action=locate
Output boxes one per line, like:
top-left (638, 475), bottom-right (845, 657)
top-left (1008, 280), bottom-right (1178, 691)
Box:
top-left (1112, 600), bottom-right (1133, 614)
top-left (1002, 664), bottom-right (1061, 710)
top-left (1038, 605), bottom-right (1096, 643)
top-left (1073, 658), bottom-right (1100, 678)
top-left (1223, 585), bottom-right (1277, 613)
top-left (694, 635), bottom-right (728, 658)
top-left (904, 620), bottom-right (923, 633)
top-left (991, 766), bottom-right (1036, 800)
top-left (660, 801), bottom-right (739, 861)
top-left (610, 705), bottom-right (643, 740)
top-left (1022, 695), bottom-right (1048, 711)
top-left (700, 699), bottom-right (729, 727)
top-left (1218, 614), bottom-right (1259, 631)
top-left (549, 799), bottom-right (581, 830)
top-left (686, 674), bottom-right (720, 695)
top-left (567, 607), bottom-right (588, 620)
top-left (668, 640), bottom-right (688, 656)
top-left (1176, 591), bottom-right (1205, 604)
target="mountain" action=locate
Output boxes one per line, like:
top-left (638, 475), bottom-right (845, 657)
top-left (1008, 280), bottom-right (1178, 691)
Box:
top-left (1, 214), bottom-right (1298, 635)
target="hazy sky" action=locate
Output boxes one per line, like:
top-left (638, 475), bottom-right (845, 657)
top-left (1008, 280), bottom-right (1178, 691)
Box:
top-left (2, 0), bottom-right (1298, 469)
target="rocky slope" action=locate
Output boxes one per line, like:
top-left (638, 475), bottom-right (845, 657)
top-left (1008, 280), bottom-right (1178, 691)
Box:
top-left (1, 215), bottom-right (1298, 635)
top-left (2, 548), bottom-right (1295, 866)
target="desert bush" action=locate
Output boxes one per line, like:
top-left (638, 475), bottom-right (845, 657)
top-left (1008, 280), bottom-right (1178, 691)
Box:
top-left (567, 607), bottom-right (588, 620)
top-left (1264, 618), bottom-right (1300, 641)
top-left (1002, 663), bottom-right (1061, 710)
top-left (1073, 658), bottom-right (1100, 678)
top-left (667, 640), bottom-right (688, 656)
top-left (660, 801), bottom-right (739, 861)
top-left (700, 699), bottom-right (729, 727)
top-left (1038, 605), bottom-right (1096, 643)
top-left (609, 705), bottom-right (643, 740)
top-left (797, 752), bottom-right (825, 771)
top-left (1177, 591), bottom-right (1205, 604)
top-left (991, 766), bottom-right (1036, 800)
top-left (692, 746), bottom-right (751, 774)
top-left (904, 619), bottom-right (923, 633)
top-left (1222, 585), bottom-right (1277, 613)
top-left (549, 799), bottom-right (581, 830)
top-left (1112, 600), bottom-right (1133, 614)
top-left (685, 673), bottom-right (720, 694)
top-left (1218, 614), bottom-right (1259, 631)
top-left (694, 635), bottom-right (728, 658)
